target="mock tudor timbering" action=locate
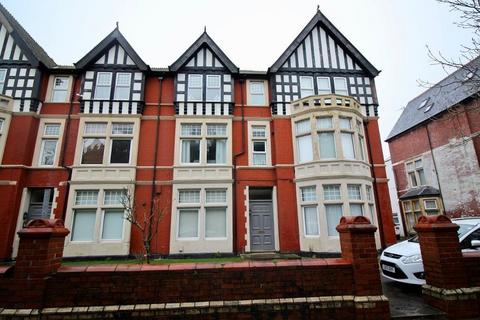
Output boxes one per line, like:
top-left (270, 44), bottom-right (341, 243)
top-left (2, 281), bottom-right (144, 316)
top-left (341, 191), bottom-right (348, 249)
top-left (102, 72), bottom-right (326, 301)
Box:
top-left (0, 3), bottom-right (396, 260)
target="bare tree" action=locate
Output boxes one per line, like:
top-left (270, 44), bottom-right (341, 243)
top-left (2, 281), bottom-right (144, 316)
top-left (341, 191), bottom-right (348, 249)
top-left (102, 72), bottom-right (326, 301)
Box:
top-left (121, 186), bottom-right (164, 263)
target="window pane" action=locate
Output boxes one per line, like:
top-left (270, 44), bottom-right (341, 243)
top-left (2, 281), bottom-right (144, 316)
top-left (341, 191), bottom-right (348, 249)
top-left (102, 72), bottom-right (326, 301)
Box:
top-left (188, 88), bottom-right (203, 101)
top-left (301, 186), bottom-right (316, 201)
top-left (334, 77), bottom-right (348, 95)
top-left (252, 126), bottom-right (266, 138)
top-left (181, 140), bottom-right (200, 163)
top-left (317, 117), bottom-right (332, 129)
top-left (359, 136), bottom-right (366, 161)
top-left (207, 124), bottom-right (226, 136)
top-left (205, 207), bottom-right (226, 238)
top-left (326, 204), bottom-right (343, 236)
top-left (317, 77), bottom-right (331, 94)
top-left (114, 87), bottom-right (130, 100)
top-left (295, 119), bottom-right (311, 135)
top-left (406, 162), bottom-right (415, 172)
top-left (347, 185), bottom-right (362, 200)
top-left (181, 123), bottom-right (201, 136)
top-left (44, 124), bottom-right (60, 136)
top-left (112, 123), bottom-right (134, 135)
top-left (253, 141), bottom-right (266, 152)
top-left (81, 138), bottom-right (105, 164)
top-left (206, 88), bottom-right (221, 101)
top-left (51, 89), bottom-right (67, 102)
top-left (40, 140), bottom-right (57, 166)
top-left (207, 139), bottom-right (226, 164)
top-left (102, 209), bottom-right (124, 240)
top-left (300, 76), bottom-right (314, 98)
top-left (369, 205), bottom-right (376, 224)
top-left (110, 140), bottom-right (131, 164)
top-left (297, 135), bottom-right (313, 163)
top-left (84, 123), bottom-right (107, 135)
top-left (178, 209), bottom-right (198, 238)
top-left (409, 172), bottom-right (418, 187)
top-left (253, 153), bottom-right (266, 165)
top-left (116, 73), bottom-right (131, 86)
top-left (418, 169), bottom-right (426, 185)
top-left (424, 200), bottom-right (437, 209)
top-left (303, 206), bottom-right (319, 236)
top-left (188, 74), bottom-right (202, 87)
top-left (96, 72), bottom-right (112, 85)
top-left (75, 190), bottom-right (98, 205)
top-left (366, 186), bottom-right (372, 201)
top-left (415, 159), bottom-right (422, 168)
top-left (104, 190), bottom-right (124, 205)
top-left (339, 118), bottom-right (351, 130)
top-left (179, 190), bottom-right (200, 203)
top-left (71, 209), bottom-right (96, 241)
top-left (206, 189), bottom-right (227, 203)
top-left (318, 132), bottom-right (336, 159)
top-left (323, 185), bottom-right (341, 201)
top-left (350, 203), bottom-right (364, 216)
top-left (341, 133), bottom-right (355, 159)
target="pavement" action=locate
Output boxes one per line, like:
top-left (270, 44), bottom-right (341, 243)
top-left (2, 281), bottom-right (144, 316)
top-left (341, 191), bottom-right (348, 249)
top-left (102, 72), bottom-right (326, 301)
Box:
top-left (381, 276), bottom-right (446, 319)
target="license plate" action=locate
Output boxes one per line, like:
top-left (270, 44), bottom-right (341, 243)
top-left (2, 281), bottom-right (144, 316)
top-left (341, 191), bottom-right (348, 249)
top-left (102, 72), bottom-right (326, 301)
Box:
top-left (382, 264), bottom-right (395, 273)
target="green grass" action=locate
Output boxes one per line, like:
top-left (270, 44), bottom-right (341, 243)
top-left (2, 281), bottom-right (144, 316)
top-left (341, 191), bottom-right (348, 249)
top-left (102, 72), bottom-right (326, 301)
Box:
top-left (62, 256), bottom-right (244, 266)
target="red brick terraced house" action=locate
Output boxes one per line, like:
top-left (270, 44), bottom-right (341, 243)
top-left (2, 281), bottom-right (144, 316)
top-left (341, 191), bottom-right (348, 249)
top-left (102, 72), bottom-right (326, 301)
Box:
top-left (0, 3), bottom-right (396, 260)
top-left (387, 56), bottom-right (480, 235)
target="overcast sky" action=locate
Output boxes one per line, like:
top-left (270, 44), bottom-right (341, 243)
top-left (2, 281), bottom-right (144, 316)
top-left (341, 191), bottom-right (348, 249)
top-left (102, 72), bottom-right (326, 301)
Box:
top-left (3, 0), bottom-right (472, 156)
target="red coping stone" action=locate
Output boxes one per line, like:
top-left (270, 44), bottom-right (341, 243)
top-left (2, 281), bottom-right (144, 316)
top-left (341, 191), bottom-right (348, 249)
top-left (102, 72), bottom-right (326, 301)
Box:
top-left (326, 258), bottom-right (350, 266)
top-left (251, 261), bottom-right (276, 268)
top-left (86, 265), bottom-right (116, 272)
top-left (222, 262), bottom-right (251, 269)
top-left (168, 263), bottom-right (197, 270)
top-left (58, 266), bottom-right (88, 273)
top-left (301, 259), bottom-right (328, 267)
top-left (114, 264), bottom-right (142, 272)
top-left (195, 262), bottom-right (227, 270)
top-left (140, 264), bottom-right (170, 271)
top-left (274, 260), bottom-right (301, 267)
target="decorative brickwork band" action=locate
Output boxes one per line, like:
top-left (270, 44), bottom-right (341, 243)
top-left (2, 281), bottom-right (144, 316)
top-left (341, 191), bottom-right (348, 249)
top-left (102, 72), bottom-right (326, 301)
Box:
top-left (414, 215), bottom-right (480, 319)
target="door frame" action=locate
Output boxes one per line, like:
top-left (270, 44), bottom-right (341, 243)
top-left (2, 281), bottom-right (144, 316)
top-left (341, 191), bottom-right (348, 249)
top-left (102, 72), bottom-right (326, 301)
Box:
top-left (244, 186), bottom-right (280, 253)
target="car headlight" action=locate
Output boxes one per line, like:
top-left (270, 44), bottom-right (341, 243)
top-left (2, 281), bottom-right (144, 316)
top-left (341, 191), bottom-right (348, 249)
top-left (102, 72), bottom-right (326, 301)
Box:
top-left (401, 254), bottom-right (422, 264)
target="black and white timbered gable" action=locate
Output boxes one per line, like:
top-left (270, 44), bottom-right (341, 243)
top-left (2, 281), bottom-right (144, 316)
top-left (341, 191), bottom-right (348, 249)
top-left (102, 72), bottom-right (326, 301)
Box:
top-left (75, 27), bottom-right (149, 115)
top-left (269, 10), bottom-right (380, 116)
top-left (0, 3), bottom-right (56, 112)
top-left (170, 32), bottom-right (238, 116)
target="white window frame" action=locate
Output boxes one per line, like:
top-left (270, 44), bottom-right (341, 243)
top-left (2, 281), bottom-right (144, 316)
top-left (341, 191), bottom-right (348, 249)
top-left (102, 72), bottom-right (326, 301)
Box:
top-left (94, 72), bottom-right (112, 100)
top-left (333, 77), bottom-right (348, 96)
top-left (316, 77), bottom-right (331, 95)
top-left (113, 72), bottom-right (131, 101)
top-left (50, 76), bottom-right (70, 103)
top-left (248, 80), bottom-right (267, 106)
top-left (0, 68), bottom-right (6, 94)
top-left (299, 76), bottom-right (314, 98)
top-left (187, 74), bottom-right (203, 102)
top-left (206, 75), bottom-right (221, 102)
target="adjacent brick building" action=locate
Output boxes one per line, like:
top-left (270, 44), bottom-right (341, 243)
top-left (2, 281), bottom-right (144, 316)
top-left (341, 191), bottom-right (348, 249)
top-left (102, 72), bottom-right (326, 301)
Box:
top-left (0, 3), bottom-right (395, 260)
top-left (387, 57), bottom-right (480, 235)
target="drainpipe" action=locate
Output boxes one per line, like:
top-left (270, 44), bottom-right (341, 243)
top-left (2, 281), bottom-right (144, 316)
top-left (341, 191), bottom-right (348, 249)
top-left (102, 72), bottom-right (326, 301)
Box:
top-left (232, 79), bottom-right (246, 254)
top-left (149, 77), bottom-right (163, 253)
top-left (60, 74), bottom-right (78, 221)
top-left (425, 123), bottom-right (445, 212)
top-left (364, 119), bottom-right (385, 248)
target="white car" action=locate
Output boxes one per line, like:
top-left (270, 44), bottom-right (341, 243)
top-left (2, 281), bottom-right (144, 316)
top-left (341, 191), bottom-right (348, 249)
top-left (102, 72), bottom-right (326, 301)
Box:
top-left (380, 218), bottom-right (480, 285)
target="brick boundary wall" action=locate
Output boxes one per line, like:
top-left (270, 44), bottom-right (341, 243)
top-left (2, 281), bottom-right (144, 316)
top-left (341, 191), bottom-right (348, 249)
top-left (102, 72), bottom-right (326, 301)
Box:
top-left (414, 215), bottom-right (480, 319)
top-left (0, 217), bottom-right (389, 320)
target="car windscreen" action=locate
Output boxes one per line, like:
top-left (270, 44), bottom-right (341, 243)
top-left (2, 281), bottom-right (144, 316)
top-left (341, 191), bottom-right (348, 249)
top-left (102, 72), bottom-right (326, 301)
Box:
top-left (408, 223), bottom-right (474, 243)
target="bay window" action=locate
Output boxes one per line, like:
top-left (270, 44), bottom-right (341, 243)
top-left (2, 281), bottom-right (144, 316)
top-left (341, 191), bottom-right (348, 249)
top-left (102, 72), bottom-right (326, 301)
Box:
top-left (205, 189), bottom-right (227, 238)
top-left (179, 122), bottom-right (229, 165)
top-left (71, 189), bottom-right (126, 242)
top-left (80, 121), bottom-right (134, 165)
top-left (295, 119), bottom-right (313, 163)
